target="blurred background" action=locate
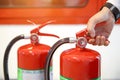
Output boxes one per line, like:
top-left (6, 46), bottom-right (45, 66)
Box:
top-left (0, 0), bottom-right (120, 80)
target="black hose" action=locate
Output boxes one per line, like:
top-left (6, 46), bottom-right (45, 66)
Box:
top-left (44, 38), bottom-right (71, 80)
top-left (3, 34), bottom-right (25, 80)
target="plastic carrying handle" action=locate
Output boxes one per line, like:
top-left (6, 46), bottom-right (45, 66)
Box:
top-left (30, 20), bottom-right (59, 38)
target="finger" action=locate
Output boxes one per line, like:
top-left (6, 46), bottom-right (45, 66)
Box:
top-left (88, 39), bottom-right (95, 44)
top-left (95, 36), bottom-right (101, 45)
top-left (104, 40), bottom-right (110, 46)
top-left (87, 18), bottom-right (96, 38)
top-left (100, 36), bottom-right (106, 46)
top-left (87, 10), bottom-right (108, 38)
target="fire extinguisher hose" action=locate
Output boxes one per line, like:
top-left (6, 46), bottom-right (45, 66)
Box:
top-left (45, 37), bottom-right (76, 80)
top-left (3, 34), bottom-right (26, 80)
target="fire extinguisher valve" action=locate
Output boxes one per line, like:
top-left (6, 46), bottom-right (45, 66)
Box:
top-left (30, 33), bottom-right (39, 44)
top-left (76, 28), bottom-right (110, 47)
top-left (77, 37), bottom-right (87, 48)
top-left (76, 28), bottom-right (90, 48)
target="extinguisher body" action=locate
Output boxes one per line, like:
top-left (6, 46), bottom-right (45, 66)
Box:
top-left (60, 48), bottom-right (101, 80)
top-left (3, 21), bottom-right (59, 80)
top-left (18, 43), bottom-right (52, 80)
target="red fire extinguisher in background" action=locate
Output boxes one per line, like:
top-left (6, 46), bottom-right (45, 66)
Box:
top-left (3, 21), bottom-right (59, 80)
top-left (45, 29), bottom-right (101, 80)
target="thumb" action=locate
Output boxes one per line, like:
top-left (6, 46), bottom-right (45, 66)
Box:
top-left (87, 18), bottom-right (96, 38)
top-left (87, 10), bottom-right (107, 37)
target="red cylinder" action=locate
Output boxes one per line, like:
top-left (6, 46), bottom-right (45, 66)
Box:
top-left (17, 43), bottom-right (51, 80)
top-left (60, 48), bottom-right (101, 80)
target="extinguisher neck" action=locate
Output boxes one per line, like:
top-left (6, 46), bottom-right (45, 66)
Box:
top-left (30, 33), bottom-right (39, 45)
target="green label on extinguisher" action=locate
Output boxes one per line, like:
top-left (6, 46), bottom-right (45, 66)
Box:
top-left (18, 67), bottom-right (53, 80)
top-left (60, 75), bottom-right (100, 80)
top-left (18, 68), bottom-right (23, 80)
top-left (60, 75), bottom-right (72, 80)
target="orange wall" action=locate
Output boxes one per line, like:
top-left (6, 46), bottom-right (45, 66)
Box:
top-left (1, 0), bottom-right (118, 24)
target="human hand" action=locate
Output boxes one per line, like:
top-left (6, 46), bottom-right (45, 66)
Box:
top-left (87, 7), bottom-right (115, 46)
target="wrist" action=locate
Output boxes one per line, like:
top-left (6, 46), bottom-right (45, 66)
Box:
top-left (107, 0), bottom-right (120, 11)
top-left (102, 7), bottom-right (115, 22)
top-left (101, 2), bottom-right (120, 22)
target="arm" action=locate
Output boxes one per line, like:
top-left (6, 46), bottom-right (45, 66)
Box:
top-left (87, 0), bottom-right (120, 46)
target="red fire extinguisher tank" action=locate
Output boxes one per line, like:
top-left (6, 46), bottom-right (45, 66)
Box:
top-left (60, 48), bottom-right (101, 80)
top-left (18, 40), bottom-right (51, 80)
top-left (17, 21), bottom-right (59, 80)
top-left (44, 29), bottom-right (102, 80)
top-left (44, 36), bottom-right (101, 80)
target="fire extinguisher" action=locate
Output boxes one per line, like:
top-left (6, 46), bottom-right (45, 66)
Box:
top-left (45, 29), bottom-right (102, 80)
top-left (3, 20), bottom-right (59, 80)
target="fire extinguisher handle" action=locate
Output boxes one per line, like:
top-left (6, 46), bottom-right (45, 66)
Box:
top-left (30, 20), bottom-right (59, 38)
top-left (76, 28), bottom-right (110, 46)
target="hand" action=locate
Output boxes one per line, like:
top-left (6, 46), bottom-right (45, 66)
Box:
top-left (87, 7), bottom-right (115, 46)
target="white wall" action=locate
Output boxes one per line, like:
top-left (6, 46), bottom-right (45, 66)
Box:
top-left (0, 24), bottom-right (120, 80)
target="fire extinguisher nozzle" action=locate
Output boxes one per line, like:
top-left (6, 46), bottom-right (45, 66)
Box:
top-left (69, 37), bottom-right (77, 43)
top-left (24, 34), bottom-right (31, 39)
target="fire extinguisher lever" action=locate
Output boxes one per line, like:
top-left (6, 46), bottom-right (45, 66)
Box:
top-left (30, 20), bottom-right (59, 38)
top-left (76, 28), bottom-right (110, 46)
top-left (76, 28), bottom-right (90, 41)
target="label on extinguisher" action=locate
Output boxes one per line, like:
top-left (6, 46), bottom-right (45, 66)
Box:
top-left (60, 75), bottom-right (71, 80)
top-left (93, 77), bottom-right (101, 80)
top-left (18, 67), bottom-right (53, 80)
top-left (60, 75), bottom-right (101, 80)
